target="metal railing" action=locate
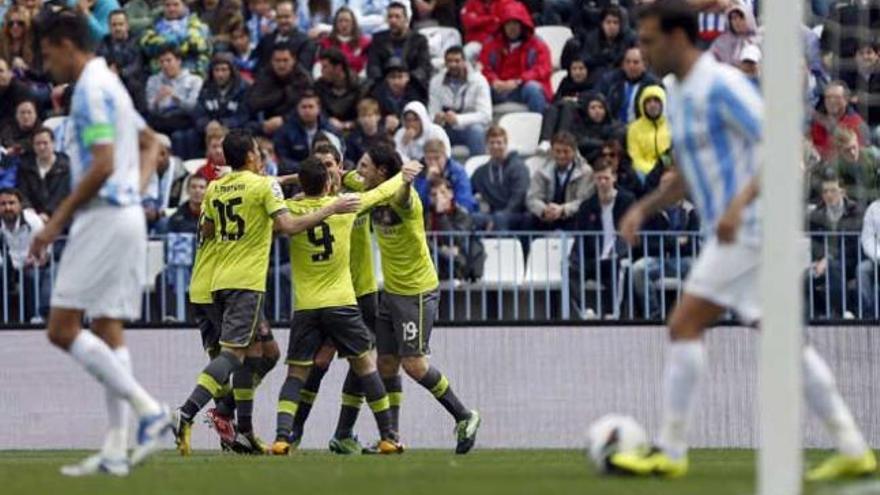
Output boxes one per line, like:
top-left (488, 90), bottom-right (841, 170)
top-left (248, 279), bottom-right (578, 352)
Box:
top-left (0, 231), bottom-right (877, 326)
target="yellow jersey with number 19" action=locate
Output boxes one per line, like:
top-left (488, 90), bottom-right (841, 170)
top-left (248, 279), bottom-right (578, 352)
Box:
top-left (202, 170), bottom-right (287, 293)
top-left (371, 190), bottom-right (439, 296)
top-left (287, 174), bottom-right (404, 310)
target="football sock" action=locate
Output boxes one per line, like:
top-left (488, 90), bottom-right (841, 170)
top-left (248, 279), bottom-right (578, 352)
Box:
top-left (102, 347), bottom-right (131, 459)
top-left (291, 364), bottom-right (327, 441)
top-left (69, 331), bottom-right (161, 418)
top-left (382, 375), bottom-right (403, 432)
top-left (335, 368), bottom-right (364, 440)
top-left (181, 352), bottom-right (241, 422)
top-left (276, 375), bottom-right (305, 442)
top-left (358, 370), bottom-right (396, 440)
top-left (232, 358), bottom-right (261, 433)
top-left (417, 367), bottom-right (470, 422)
top-left (214, 385), bottom-right (235, 418)
top-left (658, 340), bottom-right (706, 460)
top-left (803, 346), bottom-right (868, 456)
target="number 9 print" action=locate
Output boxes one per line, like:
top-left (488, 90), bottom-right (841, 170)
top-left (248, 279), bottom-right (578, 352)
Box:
top-left (402, 321), bottom-right (419, 342)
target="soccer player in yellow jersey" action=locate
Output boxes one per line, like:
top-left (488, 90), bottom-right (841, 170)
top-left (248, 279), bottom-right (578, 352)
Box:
top-left (271, 156), bottom-right (416, 455)
top-left (355, 143), bottom-right (481, 454)
top-left (171, 130), bottom-right (360, 455)
top-left (282, 144), bottom-right (382, 454)
top-left (189, 205), bottom-right (280, 454)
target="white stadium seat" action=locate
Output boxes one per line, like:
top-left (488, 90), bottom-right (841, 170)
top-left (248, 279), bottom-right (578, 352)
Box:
top-left (145, 240), bottom-right (166, 291)
top-left (481, 238), bottom-right (525, 286)
top-left (551, 70), bottom-right (566, 94)
top-left (493, 102), bottom-right (530, 120)
top-left (421, 26), bottom-right (462, 62)
top-left (498, 112), bottom-right (543, 156)
top-left (464, 154), bottom-right (490, 177)
top-left (535, 26), bottom-right (573, 70)
top-left (183, 158), bottom-right (206, 175)
top-left (525, 155), bottom-right (545, 175)
top-left (524, 236), bottom-right (573, 288)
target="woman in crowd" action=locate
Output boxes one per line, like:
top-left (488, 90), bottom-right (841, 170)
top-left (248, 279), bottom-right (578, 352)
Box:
top-left (318, 7), bottom-right (371, 74)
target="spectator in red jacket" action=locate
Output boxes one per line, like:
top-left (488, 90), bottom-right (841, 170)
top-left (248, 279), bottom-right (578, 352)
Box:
top-left (479, 1), bottom-right (552, 113)
top-left (811, 80), bottom-right (870, 160)
top-left (318, 7), bottom-right (371, 75)
top-left (460, 0), bottom-right (514, 47)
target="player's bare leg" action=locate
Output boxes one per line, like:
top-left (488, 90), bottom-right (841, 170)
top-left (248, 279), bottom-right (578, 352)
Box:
top-left (50, 310), bottom-right (169, 475)
top-left (610, 294), bottom-right (724, 477)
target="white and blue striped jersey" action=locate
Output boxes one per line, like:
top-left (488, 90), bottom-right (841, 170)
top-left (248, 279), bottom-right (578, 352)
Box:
top-left (665, 53), bottom-right (763, 245)
top-left (68, 57), bottom-right (146, 208)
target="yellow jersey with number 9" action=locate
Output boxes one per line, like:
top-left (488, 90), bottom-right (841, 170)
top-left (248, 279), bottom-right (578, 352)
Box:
top-left (287, 174), bottom-right (403, 310)
top-left (202, 170), bottom-right (287, 292)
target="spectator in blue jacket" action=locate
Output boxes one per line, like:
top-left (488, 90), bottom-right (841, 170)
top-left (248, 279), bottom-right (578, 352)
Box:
top-left (414, 138), bottom-right (477, 213)
top-left (194, 53), bottom-right (251, 132)
top-left (273, 90), bottom-right (335, 175)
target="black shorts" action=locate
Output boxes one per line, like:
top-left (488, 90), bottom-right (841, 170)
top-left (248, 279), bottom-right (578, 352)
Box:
top-left (193, 302), bottom-right (222, 352)
top-left (357, 292), bottom-right (379, 334)
top-left (213, 289), bottom-right (264, 349)
top-left (376, 290), bottom-right (439, 357)
top-left (286, 305), bottom-right (374, 366)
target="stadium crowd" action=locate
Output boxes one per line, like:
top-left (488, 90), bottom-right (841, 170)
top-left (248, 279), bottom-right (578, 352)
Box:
top-left (0, 0), bottom-right (878, 322)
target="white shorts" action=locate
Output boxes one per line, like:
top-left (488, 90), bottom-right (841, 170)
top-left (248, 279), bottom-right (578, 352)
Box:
top-left (683, 238), bottom-right (761, 324)
top-left (52, 205), bottom-right (147, 320)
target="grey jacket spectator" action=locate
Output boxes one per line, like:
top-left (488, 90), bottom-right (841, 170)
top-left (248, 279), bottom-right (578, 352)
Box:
top-left (145, 61), bottom-right (203, 114)
top-left (428, 50), bottom-right (492, 155)
top-left (527, 153), bottom-right (594, 222)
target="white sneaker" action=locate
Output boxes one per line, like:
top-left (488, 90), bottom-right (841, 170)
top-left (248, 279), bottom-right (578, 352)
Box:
top-left (581, 308), bottom-right (598, 320)
top-left (60, 453), bottom-right (129, 477)
top-left (130, 404), bottom-right (172, 466)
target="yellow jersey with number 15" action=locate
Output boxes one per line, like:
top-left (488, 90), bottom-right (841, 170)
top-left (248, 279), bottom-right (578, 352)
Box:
top-left (287, 174), bottom-right (404, 310)
top-left (202, 170), bottom-right (287, 293)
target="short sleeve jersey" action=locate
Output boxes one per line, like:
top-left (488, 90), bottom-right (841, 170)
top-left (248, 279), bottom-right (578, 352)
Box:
top-left (202, 171), bottom-right (287, 292)
top-left (69, 57), bottom-right (145, 207)
top-left (287, 174), bottom-right (403, 310)
top-left (189, 214), bottom-right (217, 304)
top-left (371, 189), bottom-right (439, 295)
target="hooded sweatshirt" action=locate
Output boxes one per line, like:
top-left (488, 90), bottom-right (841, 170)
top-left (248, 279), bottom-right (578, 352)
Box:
top-left (626, 85), bottom-right (671, 176)
top-left (710, 4), bottom-right (762, 66)
top-left (479, 1), bottom-right (553, 101)
top-left (194, 55), bottom-right (251, 130)
top-left (394, 101), bottom-right (452, 162)
top-left (572, 92), bottom-right (625, 161)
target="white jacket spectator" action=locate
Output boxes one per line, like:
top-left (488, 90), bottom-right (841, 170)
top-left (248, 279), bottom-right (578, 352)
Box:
top-left (145, 50), bottom-right (204, 113)
top-left (857, 199), bottom-right (880, 316)
top-left (394, 101), bottom-right (451, 162)
top-left (428, 47), bottom-right (492, 156)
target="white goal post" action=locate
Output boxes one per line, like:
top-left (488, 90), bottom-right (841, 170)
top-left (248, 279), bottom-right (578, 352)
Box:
top-left (759, 0), bottom-right (804, 494)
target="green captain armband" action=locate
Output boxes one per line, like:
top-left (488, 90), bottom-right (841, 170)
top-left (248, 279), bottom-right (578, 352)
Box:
top-left (82, 123), bottom-right (115, 147)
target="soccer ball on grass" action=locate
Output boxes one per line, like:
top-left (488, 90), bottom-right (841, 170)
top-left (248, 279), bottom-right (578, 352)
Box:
top-left (586, 414), bottom-right (648, 474)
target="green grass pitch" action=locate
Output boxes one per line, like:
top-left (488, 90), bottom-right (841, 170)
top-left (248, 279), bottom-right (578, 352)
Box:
top-left (0, 450), bottom-right (875, 495)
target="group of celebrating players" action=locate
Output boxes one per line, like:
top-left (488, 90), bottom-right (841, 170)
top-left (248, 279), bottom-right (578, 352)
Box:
top-left (171, 132), bottom-right (481, 457)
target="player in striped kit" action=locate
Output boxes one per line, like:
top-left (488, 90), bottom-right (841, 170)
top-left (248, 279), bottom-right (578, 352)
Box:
top-left (610, 1), bottom-right (875, 481)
